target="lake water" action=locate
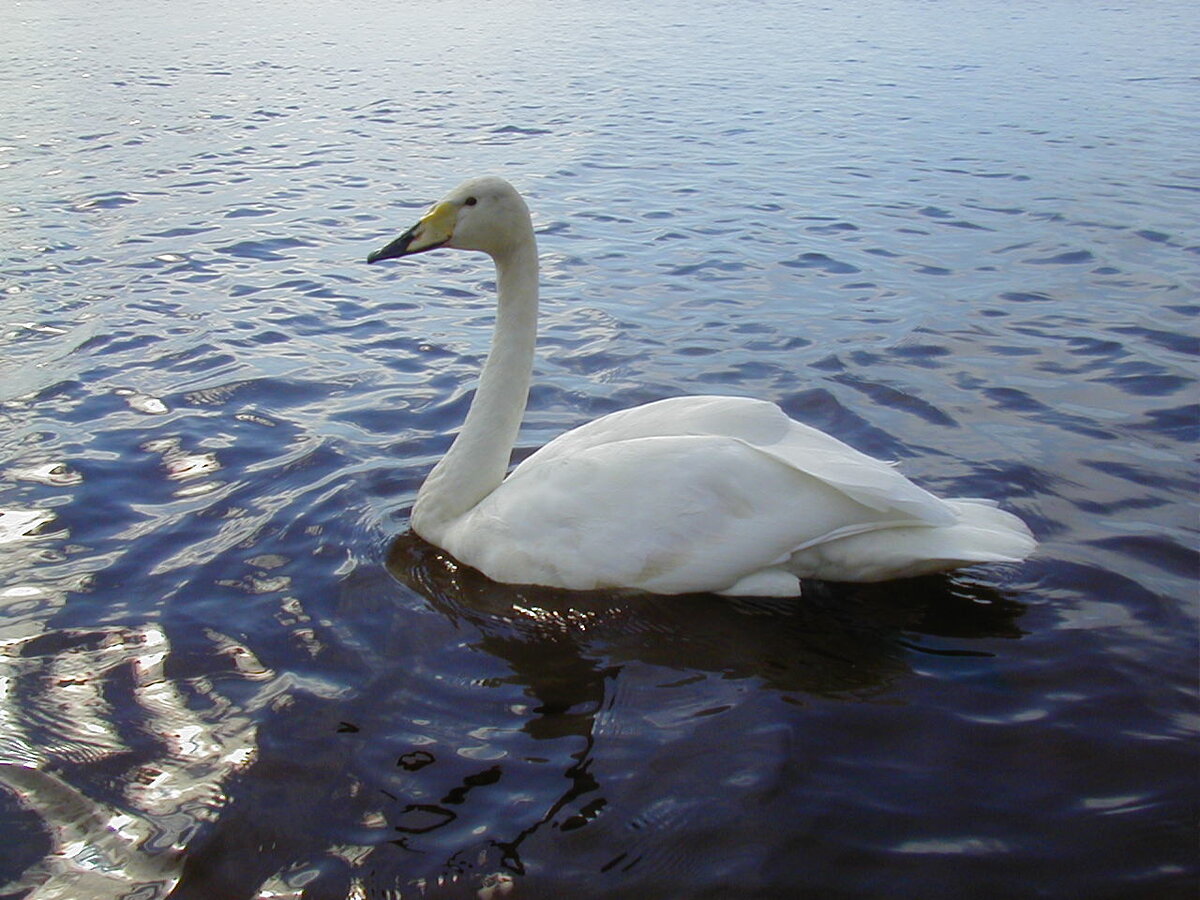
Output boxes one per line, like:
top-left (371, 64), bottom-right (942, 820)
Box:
top-left (1, 0), bottom-right (1197, 897)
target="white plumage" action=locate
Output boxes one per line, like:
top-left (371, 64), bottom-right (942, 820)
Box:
top-left (368, 176), bottom-right (1035, 597)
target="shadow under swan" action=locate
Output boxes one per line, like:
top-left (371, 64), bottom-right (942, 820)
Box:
top-left (388, 530), bottom-right (1028, 700)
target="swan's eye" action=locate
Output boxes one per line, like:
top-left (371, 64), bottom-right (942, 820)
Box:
top-left (464, 197), bottom-right (478, 206)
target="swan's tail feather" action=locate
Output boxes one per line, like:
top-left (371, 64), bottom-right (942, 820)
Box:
top-left (937, 498), bottom-right (1038, 561)
top-left (789, 498), bottom-right (1037, 583)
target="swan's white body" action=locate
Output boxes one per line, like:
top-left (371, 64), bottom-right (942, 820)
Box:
top-left (368, 177), bottom-right (1035, 597)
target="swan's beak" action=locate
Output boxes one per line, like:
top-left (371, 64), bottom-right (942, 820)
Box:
top-left (367, 200), bottom-right (456, 263)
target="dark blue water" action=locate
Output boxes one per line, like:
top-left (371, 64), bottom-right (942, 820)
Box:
top-left (1, 1), bottom-right (1196, 896)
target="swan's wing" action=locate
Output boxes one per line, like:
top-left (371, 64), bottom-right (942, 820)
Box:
top-left (454, 433), bottom-right (913, 595)
top-left (517, 395), bottom-right (955, 526)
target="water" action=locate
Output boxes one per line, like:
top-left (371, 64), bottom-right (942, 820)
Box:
top-left (1, 0), bottom-right (1196, 896)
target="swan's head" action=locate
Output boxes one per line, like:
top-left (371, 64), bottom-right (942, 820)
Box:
top-left (367, 176), bottom-right (532, 263)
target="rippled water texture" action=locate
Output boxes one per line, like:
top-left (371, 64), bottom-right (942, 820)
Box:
top-left (2, 1), bottom-right (1197, 897)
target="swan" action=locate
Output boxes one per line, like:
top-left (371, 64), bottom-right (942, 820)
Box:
top-left (367, 176), bottom-right (1036, 597)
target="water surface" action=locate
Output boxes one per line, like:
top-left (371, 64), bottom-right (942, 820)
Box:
top-left (1, 1), bottom-right (1197, 897)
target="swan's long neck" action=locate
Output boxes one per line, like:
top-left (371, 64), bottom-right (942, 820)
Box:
top-left (413, 235), bottom-right (539, 533)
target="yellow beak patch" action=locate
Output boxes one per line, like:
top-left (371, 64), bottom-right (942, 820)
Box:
top-left (409, 200), bottom-right (457, 252)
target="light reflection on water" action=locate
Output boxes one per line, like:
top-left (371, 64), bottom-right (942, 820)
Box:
top-left (1, 0), bottom-right (1197, 896)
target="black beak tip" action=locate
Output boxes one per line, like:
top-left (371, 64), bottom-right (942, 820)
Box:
top-left (366, 228), bottom-right (418, 265)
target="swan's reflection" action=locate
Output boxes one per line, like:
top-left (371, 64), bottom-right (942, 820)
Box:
top-left (369, 530), bottom-right (1027, 894)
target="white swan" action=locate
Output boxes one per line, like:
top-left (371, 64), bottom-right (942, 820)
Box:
top-left (367, 176), bottom-right (1036, 597)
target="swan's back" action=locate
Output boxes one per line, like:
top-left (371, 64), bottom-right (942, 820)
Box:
top-left (517, 395), bottom-right (955, 523)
